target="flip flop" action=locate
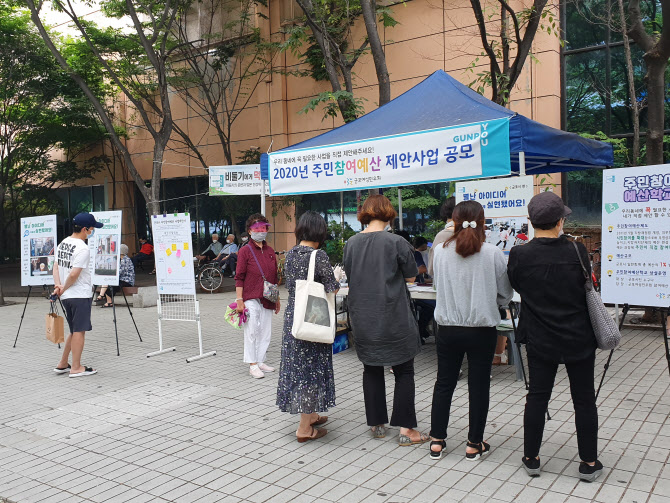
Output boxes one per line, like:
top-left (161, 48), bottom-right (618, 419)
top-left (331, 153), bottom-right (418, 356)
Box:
top-left (69, 367), bottom-right (97, 378)
top-left (101, 303), bottom-right (113, 308)
top-left (296, 427), bottom-right (327, 443)
top-left (311, 415), bottom-right (328, 426)
top-left (398, 431), bottom-right (430, 446)
top-left (54, 364), bottom-right (71, 374)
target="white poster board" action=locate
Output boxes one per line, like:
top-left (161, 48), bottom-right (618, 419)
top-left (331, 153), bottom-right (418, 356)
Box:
top-left (455, 175), bottom-right (534, 261)
top-left (21, 215), bottom-right (57, 286)
top-left (151, 213), bottom-right (196, 296)
top-left (88, 211), bottom-right (122, 286)
top-left (601, 165), bottom-right (670, 307)
top-left (209, 165), bottom-right (264, 195)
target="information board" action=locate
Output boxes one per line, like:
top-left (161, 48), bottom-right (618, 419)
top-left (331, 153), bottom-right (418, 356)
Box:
top-left (20, 215), bottom-right (57, 286)
top-left (88, 210), bottom-right (122, 286)
top-left (151, 213), bottom-right (196, 295)
top-left (209, 165), bottom-right (264, 195)
top-left (268, 119), bottom-right (511, 196)
top-left (455, 175), bottom-right (534, 261)
top-left (601, 165), bottom-right (670, 307)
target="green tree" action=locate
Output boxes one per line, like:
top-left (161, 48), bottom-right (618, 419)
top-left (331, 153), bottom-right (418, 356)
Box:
top-left (0, 3), bottom-right (106, 259)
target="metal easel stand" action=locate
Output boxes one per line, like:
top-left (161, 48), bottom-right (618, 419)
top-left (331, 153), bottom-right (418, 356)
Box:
top-left (186, 300), bottom-right (216, 363)
top-left (14, 285), bottom-right (62, 349)
top-left (108, 288), bottom-right (144, 356)
top-left (146, 296), bottom-right (177, 357)
top-left (595, 303), bottom-right (630, 401)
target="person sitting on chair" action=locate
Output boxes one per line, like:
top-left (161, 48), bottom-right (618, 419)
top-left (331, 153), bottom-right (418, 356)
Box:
top-left (131, 237), bottom-right (154, 268)
top-left (196, 234), bottom-right (224, 265)
top-left (215, 233), bottom-right (243, 277)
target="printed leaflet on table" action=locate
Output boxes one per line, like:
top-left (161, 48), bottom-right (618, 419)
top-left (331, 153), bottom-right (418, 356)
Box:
top-left (21, 215), bottom-right (57, 287)
top-left (151, 213), bottom-right (196, 296)
top-left (268, 118), bottom-right (511, 196)
top-left (209, 165), bottom-right (265, 196)
top-left (88, 211), bottom-right (122, 286)
top-left (601, 165), bottom-right (670, 307)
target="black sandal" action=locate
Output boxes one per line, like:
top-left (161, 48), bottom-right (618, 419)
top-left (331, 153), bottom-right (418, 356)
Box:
top-left (429, 440), bottom-right (446, 460)
top-left (466, 441), bottom-right (490, 461)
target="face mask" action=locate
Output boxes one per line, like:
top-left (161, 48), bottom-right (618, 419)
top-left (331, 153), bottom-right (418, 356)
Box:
top-left (212, 239), bottom-right (218, 243)
top-left (251, 231), bottom-right (267, 242)
top-left (384, 224), bottom-right (391, 232)
top-left (242, 237), bottom-right (248, 242)
top-left (226, 239), bottom-right (233, 244)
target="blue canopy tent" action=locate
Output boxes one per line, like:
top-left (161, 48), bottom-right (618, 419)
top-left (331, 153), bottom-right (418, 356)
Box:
top-left (261, 69), bottom-right (613, 181)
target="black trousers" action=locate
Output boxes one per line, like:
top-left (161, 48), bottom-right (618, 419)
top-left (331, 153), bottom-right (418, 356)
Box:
top-left (131, 252), bottom-right (150, 266)
top-left (430, 325), bottom-right (497, 442)
top-left (415, 300), bottom-right (436, 339)
top-left (524, 351), bottom-right (598, 462)
top-left (363, 359), bottom-right (417, 428)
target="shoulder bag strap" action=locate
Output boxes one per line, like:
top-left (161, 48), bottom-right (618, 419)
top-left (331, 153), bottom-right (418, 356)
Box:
top-left (247, 244), bottom-right (267, 282)
top-left (308, 250), bottom-right (318, 282)
top-left (571, 241), bottom-right (591, 282)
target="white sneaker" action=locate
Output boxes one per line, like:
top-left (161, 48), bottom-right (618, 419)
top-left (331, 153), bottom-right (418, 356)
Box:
top-left (258, 363), bottom-right (275, 372)
top-left (249, 365), bottom-right (265, 379)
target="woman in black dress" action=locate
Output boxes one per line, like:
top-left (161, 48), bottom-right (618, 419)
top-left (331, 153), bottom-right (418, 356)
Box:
top-left (276, 211), bottom-right (340, 442)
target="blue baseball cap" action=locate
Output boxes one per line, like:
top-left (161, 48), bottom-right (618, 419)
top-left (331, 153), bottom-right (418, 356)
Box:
top-left (73, 212), bottom-right (104, 228)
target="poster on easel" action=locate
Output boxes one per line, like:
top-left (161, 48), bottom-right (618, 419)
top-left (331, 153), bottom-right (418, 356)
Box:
top-left (88, 211), bottom-right (122, 286)
top-left (21, 215), bottom-right (57, 286)
top-left (151, 213), bottom-right (196, 296)
top-left (455, 175), bottom-right (534, 261)
top-left (601, 165), bottom-right (670, 307)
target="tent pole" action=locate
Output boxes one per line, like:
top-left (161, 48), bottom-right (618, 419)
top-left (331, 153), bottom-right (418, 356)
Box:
top-left (519, 151), bottom-right (527, 176)
top-left (340, 192), bottom-right (344, 235)
top-left (398, 188), bottom-right (403, 230)
top-left (260, 181), bottom-right (266, 215)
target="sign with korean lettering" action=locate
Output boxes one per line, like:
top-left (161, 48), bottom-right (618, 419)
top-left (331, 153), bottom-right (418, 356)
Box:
top-left (151, 213), bottom-right (196, 296)
top-left (88, 211), bottom-right (122, 287)
top-left (455, 176), bottom-right (534, 262)
top-left (601, 165), bottom-right (670, 307)
top-left (21, 215), bottom-right (57, 287)
top-left (267, 119), bottom-right (511, 196)
top-left (209, 165), bottom-right (264, 195)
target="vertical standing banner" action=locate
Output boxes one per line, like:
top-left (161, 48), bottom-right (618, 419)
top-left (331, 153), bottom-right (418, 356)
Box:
top-left (21, 215), bottom-right (57, 286)
top-left (151, 213), bottom-right (196, 296)
top-left (88, 211), bottom-right (122, 286)
top-left (267, 119), bottom-right (511, 196)
top-left (602, 165), bottom-right (670, 307)
top-left (455, 175), bottom-right (534, 261)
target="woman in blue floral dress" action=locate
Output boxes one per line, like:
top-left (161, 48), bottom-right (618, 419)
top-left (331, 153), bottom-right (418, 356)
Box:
top-left (276, 211), bottom-right (340, 442)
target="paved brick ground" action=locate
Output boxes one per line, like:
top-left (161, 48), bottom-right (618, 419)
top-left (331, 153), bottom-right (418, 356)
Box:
top-left (1, 292), bottom-right (669, 503)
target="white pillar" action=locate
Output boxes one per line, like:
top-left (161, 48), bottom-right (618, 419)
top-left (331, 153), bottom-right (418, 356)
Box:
top-left (260, 181), bottom-right (266, 215)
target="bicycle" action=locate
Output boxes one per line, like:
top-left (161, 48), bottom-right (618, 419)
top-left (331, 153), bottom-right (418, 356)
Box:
top-left (276, 251), bottom-right (287, 286)
top-left (196, 261), bottom-right (224, 293)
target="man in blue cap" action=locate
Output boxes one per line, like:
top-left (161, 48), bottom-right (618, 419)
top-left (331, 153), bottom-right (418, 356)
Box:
top-left (52, 212), bottom-right (103, 378)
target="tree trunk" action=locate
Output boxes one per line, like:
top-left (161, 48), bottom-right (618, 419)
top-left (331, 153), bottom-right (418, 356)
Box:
top-left (644, 56), bottom-right (667, 165)
top-left (360, 0), bottom-right (391, 106)
top-left (617, 0), bottom-right (640, 165)
top-left (148, 141), bottom-right (165, 216)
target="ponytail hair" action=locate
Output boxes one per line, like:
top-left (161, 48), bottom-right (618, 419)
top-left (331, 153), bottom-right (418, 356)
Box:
top-left (444, 200), bottom-right (486, 258)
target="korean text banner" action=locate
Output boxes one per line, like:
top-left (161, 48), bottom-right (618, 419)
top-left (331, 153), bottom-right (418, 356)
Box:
top-left (152, 213), bottom-right (196, 296)
top-left (209, 164), bottom-right (264, 195)
top-left (88, 211), bottom-right (122, 287)
top-left (268, 118), bottom-right (511, 196)
top-left (21, 215), bottom-right (57, 287)
top-left (601, 164), bottom-right (670, 307)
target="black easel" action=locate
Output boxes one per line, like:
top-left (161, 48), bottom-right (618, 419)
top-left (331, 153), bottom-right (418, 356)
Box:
top-left (14, 285), bottom-right (62, 349)
top-left (96, 286), bottom-right (143, 356)
top-left (509, 301), bottom-right (551, 421)
top-left (595, 303), bottom-right (630, 400)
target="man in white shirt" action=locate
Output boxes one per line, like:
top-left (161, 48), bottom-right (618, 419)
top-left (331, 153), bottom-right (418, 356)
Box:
top-left (52, 212), bottom-right (103, 378)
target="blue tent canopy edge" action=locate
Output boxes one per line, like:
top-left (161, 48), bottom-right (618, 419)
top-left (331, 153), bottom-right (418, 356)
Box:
top-left (260, 70), bottom-right (613, 180)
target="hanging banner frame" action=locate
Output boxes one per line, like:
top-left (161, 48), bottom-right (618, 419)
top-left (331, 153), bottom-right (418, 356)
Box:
top-left (267, 118), bottom-right (512, 196)
top-left (209, 164), bottom-right (264, 196)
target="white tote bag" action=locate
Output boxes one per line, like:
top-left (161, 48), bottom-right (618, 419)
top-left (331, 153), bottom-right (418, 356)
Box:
top-left (292, 250), bottom-right (336, 344)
